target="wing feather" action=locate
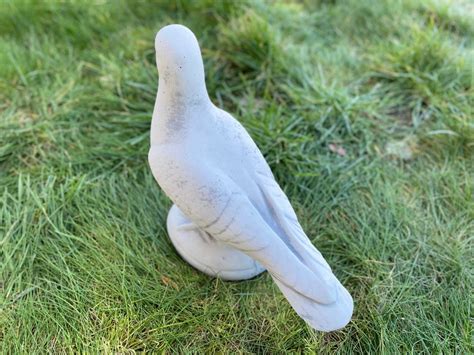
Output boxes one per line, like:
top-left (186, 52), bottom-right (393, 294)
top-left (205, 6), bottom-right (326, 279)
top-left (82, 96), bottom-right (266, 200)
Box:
top-left (256, 171), bottom-right (332, 273)
top-left (252, 171), bottom-right (353, 331)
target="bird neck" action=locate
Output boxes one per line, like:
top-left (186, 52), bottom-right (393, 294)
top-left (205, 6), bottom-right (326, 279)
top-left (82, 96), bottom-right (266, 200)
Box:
top-left (150, 75), bottom-right (212, 143)
top-left (156, 72), bottom-right (210, 104)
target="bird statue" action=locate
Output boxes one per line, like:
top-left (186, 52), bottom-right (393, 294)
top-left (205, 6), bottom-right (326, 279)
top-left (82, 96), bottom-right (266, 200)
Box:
top-left (148, 24), bottom-right (353, 332)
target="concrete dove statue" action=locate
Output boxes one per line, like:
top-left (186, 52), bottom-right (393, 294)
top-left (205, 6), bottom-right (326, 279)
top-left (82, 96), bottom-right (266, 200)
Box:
top-left (148, 24), bottom-right (353, 332)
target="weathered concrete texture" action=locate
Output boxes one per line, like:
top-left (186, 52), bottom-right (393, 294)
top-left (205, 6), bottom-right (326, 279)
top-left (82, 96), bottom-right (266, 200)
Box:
top-left (148, 24), bottom-right (353, 332)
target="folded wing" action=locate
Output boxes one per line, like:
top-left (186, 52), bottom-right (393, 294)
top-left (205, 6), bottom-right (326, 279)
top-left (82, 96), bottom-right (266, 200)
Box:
top-left (203, 172), bottom-right (353, 331)
top-left (254, 171), bottom-right (353, 331)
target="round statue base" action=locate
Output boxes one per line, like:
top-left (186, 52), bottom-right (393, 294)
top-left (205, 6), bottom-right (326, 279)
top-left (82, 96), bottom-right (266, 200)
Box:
top-left (167, 204), bottom-right (265, 281)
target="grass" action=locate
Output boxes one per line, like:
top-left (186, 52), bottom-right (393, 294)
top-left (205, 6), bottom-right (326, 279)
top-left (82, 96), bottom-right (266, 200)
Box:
top-left (0, 0), bottom-right (472, 352)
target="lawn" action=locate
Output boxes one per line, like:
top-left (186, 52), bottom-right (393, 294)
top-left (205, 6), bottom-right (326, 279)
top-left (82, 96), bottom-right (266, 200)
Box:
top-left (0, 0), bottom-right (473, 352)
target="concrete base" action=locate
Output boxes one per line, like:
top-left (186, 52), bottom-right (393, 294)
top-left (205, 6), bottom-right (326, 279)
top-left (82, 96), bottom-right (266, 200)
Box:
top-left (167, 204), bottom-right (266, 281)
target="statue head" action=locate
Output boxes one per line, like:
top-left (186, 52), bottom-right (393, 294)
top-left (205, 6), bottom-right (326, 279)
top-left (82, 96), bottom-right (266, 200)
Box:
top-left (155, 24), bottom-right (207, 99)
